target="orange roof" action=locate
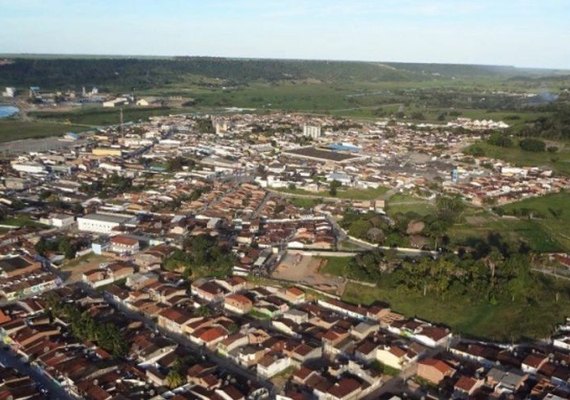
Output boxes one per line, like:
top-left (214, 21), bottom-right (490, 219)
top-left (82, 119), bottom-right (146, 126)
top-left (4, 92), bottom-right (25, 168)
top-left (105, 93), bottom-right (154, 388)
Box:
top-left (225, 294), bottom-right (252, 306)
top-left (287, 287), bottom-right (305, 297)
top-left (111, 235), bottom-right (138, 246)
top-left (419, 358), bottom-right (454, 375)
top-left (199, 326), bottom-right (228, 343)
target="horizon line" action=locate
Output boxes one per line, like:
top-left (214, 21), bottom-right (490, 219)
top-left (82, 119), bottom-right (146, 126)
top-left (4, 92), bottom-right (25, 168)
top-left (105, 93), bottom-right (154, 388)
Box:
top-left (1, 52), bottom-right (569, 72)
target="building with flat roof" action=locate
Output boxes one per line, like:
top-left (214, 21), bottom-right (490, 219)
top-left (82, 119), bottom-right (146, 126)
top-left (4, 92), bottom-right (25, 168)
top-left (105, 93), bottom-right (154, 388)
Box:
top-left (284, 146), bottom-right (367, 164)
top-left (77, 213), bottom-right (135, 234)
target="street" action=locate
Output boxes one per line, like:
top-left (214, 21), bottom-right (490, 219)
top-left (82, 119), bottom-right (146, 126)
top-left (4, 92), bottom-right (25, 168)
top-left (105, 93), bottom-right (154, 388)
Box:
top-left (0, 347), bottom-right (76, 400)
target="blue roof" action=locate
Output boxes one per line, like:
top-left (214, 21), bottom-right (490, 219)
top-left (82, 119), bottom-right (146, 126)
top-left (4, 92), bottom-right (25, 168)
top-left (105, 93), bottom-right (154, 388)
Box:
top-left (328, 143), bottom-right (360, 152)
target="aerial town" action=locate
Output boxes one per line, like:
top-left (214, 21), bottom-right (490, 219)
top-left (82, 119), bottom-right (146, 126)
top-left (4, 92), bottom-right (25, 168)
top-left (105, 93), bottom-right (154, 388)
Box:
top-left (0, 108), bottom-right (569, 400)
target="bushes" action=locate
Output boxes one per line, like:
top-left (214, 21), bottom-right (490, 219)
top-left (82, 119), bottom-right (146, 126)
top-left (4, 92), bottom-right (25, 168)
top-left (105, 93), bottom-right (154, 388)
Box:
top-left (487, 132), bottom-right (513, 148)
top-left (465, 145), bottom-right (485, 157)
top-left (519, 138), bottom-right (546, 152)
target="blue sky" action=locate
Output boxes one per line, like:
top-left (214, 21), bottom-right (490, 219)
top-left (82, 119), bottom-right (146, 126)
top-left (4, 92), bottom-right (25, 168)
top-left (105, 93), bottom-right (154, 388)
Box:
top-left (0, 0), bottom-right (568, 69)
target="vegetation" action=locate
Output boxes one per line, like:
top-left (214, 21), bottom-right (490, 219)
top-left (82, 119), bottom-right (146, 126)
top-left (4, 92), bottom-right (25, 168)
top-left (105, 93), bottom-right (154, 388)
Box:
top-left (35, 236), bottom-right (81, 259)
top-left (319, 257), bottom-right (354, 276)
top-left (30, 106), bottom-right (184, 126)
top-left (487, 132), bottom-right (513, 148)
top-left (1, 57), bottom-right (544, 91)
top-left (465, 139), bottom-right (570, 176)
top-left (519, 138), bottom-right (546, 152)
top-left (0, 215), bottom-right (48, 229)
top-left (341, 195), bottom-right (464, 249)
top-left (288, 197), bottom-right (322, 209)
top-left (329, 180), bottom-right (341, 196)
top-left (0, 119), bottom-right (88, 143)
top-left (494, 192), bottom-right (570, 251)
top-left (46, 292), bottom-right (128, 357)
top-left (164, 235), bottom-right (235, 277)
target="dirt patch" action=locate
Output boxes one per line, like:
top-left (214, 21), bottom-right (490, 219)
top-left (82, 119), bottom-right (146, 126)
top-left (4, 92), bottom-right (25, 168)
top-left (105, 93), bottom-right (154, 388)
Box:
top-left (272, 251), bottom-right (346, 295)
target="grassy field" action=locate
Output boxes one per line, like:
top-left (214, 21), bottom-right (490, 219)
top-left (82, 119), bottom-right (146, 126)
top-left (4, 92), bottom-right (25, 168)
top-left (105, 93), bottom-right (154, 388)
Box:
top-left (449, 213), bottom-right (565, 253)
top-left (343, 275), bottom-right (570, 341)
top-left (319, 257), bottom-right (353, 276)
top-left (497, 192), bottom-right (570, 251)
top-left (466, 139), bottom-right (570, 176)
top-left (0, 216), bottom-right (48, 228)
top-left (288, 197), bottom-right (323, 209)
top-left (0, 119), bottom-right (88, 142)
top-left (386, 193), bottom-right (435, 216)
top-left (30, 106), bottom-right (193, 126)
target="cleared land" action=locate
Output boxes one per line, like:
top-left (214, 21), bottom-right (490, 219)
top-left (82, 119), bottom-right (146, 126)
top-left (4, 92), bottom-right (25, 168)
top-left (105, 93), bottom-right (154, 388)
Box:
top-left (272, 252), bottom-right (346, 295)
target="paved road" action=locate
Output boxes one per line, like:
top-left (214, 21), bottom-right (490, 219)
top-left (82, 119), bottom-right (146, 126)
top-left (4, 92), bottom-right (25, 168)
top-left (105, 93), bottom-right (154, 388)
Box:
top-left (0, 347), bottom-right (76, 400)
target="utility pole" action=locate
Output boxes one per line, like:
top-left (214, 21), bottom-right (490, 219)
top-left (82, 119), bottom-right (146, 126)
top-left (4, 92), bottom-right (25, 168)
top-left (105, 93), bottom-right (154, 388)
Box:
top-left (120, 107), bottom-right (124, 140)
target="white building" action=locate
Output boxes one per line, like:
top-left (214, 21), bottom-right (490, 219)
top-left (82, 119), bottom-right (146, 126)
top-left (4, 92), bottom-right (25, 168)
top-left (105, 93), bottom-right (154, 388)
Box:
top-left (103, 97), bottom-right (129, 108)
top-left (2, 87), bottom-right (16, 97)
top-left (10, 162), bottom-right (46, 174)
top-left (45, 214), bottom-right (75, 228)
top-left (77, 213), bottom-right (134, 234)
top-left (303, 124), bottom-right (321, 139)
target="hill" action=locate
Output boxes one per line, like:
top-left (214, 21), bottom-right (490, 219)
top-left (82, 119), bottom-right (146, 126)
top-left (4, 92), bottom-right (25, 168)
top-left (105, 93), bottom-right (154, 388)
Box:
top-left (0, 56), bottom-right (567, 91)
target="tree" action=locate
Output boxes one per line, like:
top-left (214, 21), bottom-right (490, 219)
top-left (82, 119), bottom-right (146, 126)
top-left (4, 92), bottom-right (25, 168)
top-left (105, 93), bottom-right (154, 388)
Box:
top-left (519, 138), bottom-right (546, 152)
top-left (487, 133), bottom-right (513, 148)
top-left (329, 180), bottom-right (341, 196)
top-left (366, 227), bottom-right (385, 244)
top-left (435, 195), bottom-right (465, 224)
top-left (165, 369), bottom-right (185, 389)
top-left (465, 145), bottom-right (485, 157)
top-left (58, 238), bottom-right (76, 259)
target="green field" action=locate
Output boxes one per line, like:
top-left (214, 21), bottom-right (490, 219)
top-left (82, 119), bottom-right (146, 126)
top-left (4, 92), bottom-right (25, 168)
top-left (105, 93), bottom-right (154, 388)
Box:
top-left (497, 192), bottom-right (570, 251)
top-left (343, 275), bottom-right (570, 341)
top-left (319, 257), bottom-right (353, 276)
top-left (0, 119), bottom-right (88, 143)
top-left (448, 206), bottom-right (566, 253)
top-left (386, 193), bottom-right (435, 216)
top-left (0, 216), bottom-right (48, 228)
top-left (288, 197), bottom-right (323, 209)
top-left (30, 106), bottom-right (194, 126)
top-left (466, 139), bottom-right (570, 176)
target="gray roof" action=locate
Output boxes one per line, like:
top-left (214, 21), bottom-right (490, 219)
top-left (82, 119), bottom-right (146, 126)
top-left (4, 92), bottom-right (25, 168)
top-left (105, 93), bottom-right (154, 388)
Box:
top-left (79, 213), bottom-right (132, 224)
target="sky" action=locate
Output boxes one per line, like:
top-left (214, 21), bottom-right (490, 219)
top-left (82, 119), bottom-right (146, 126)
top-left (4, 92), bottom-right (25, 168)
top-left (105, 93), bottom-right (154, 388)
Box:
top-left (0, 0), bottom-right (569, 69)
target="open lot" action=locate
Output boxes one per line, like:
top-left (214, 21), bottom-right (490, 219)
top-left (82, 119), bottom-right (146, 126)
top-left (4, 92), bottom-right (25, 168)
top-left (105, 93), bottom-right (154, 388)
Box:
top-left (272, 251), bottom-right (346, 295)
top-left (61, 253), bottom-right (114, 283)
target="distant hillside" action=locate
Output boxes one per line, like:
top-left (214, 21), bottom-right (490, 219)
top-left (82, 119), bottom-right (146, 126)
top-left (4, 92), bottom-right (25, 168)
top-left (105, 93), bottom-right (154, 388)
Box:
top-left (0, 56), bottom-right (566, 91)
